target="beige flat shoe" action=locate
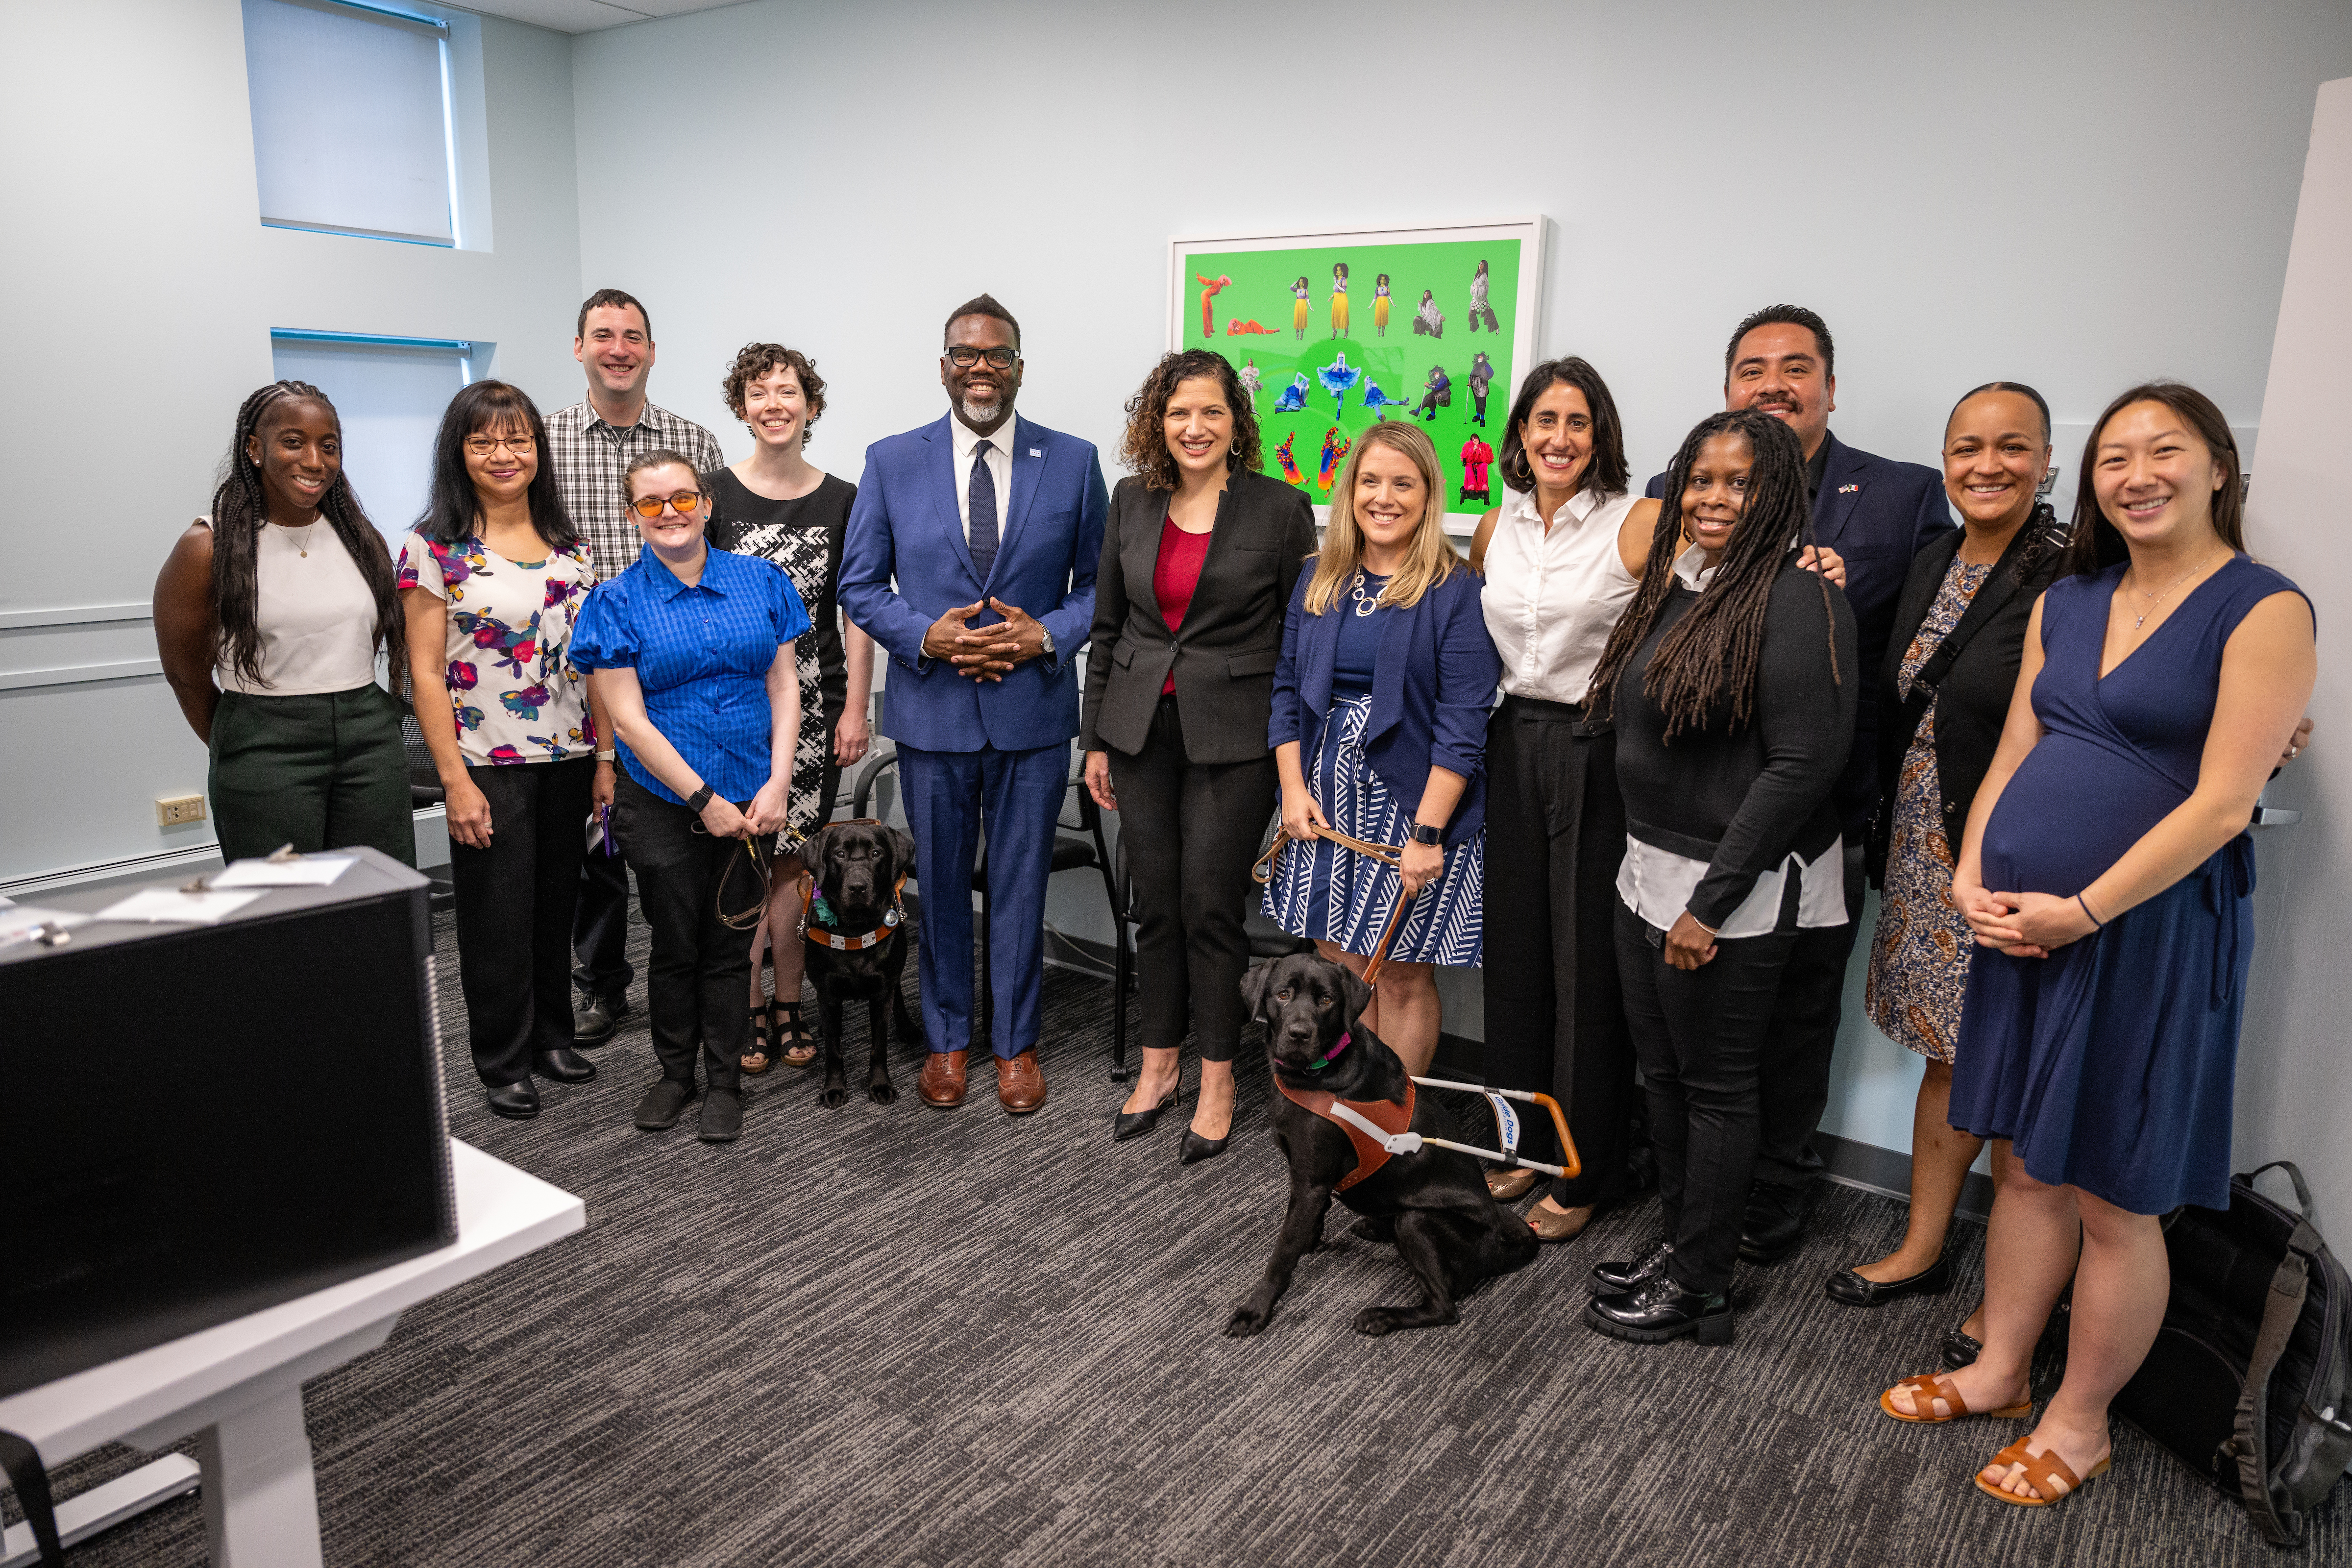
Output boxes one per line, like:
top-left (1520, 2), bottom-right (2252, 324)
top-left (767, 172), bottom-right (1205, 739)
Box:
top-left (1487, 1167), bottom-right (1540, 1202)
top-left (1528, 1199), bottom-right (1595, 1243)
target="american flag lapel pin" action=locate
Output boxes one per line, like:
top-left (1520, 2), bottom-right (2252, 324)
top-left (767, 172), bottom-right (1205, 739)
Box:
top-left (1029, 447), bottom-right (1043, 458)
top-left (1838, 483), bottom-right (1861, 494)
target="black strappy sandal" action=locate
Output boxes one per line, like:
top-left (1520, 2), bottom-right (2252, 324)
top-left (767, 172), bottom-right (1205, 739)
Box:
top-left (777, 996), bottom-right (818, 1070)
top-left (741, 1000), bottom-right (776, 1075)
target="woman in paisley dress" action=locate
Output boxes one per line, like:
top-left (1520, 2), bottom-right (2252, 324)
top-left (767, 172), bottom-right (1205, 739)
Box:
top-left (704, 343), bottom-right (875, 1074)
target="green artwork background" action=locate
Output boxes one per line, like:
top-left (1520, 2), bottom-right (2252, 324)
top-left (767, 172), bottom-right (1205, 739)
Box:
top-left (1177, 236), bottom-right (1519, 523)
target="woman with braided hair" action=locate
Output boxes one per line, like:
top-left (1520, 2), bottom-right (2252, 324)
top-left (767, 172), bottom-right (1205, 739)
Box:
top-left (154, 381), bottom-right (414, 864)
top-left (1579, 408), bottom-right (1856, 1346)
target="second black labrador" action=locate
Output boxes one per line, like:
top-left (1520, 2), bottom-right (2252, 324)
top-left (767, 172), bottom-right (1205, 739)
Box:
top-left (1227, 952), bottom-right (1538, 1337)
top-left (801, 821), bottom-right (923, 1108)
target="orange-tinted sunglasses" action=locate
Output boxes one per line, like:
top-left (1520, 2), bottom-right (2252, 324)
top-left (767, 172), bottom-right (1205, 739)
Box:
top-left (628, 492), bottom-right (703, 519)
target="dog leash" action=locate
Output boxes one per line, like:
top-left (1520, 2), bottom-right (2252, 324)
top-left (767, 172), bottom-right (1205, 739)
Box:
top-left (1250, 824), bottom-right (1415, 988)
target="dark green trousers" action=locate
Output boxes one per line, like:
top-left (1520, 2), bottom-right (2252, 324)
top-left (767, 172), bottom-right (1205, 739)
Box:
top-left (208, 684), bottom-right (415, 866)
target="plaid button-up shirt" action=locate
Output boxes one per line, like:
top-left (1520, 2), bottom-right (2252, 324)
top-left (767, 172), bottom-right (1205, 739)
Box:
top-left (545, 397), bottom-right (725, 583)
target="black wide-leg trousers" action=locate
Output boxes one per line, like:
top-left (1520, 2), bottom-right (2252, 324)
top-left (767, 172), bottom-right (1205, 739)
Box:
top-left (448, 758), bottom-right (594, 1087)
top-left (613, 770), bottom-right (770, 1093)
top-left (1478, 697), bottom-right (1633, 1208)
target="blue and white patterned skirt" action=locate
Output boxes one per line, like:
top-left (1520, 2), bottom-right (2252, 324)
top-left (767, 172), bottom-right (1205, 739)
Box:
top-left (1261, 691), bottom-right (1484, 965)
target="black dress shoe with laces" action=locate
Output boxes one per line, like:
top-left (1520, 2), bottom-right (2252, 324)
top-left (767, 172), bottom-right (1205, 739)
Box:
top-left (1825, 1251), bottom-right (1952, 1307)
top-left (573, 993), bottom-right (620, 1046)
top-left (534, 1047), bottom-right (597, 1084)
top-left (1584, 1274), bottom-right (1734, 1345)
top-left (1590, 1238), bottom-right (1673, 1294)
top-left (485, 1077), bottom-right (540, 1120)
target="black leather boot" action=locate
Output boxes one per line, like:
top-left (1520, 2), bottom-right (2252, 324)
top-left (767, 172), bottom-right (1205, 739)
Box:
top-left (1584, 1273), bottom-right (1734, 1345)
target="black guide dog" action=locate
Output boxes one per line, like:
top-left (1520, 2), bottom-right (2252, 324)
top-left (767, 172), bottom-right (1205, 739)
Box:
top-left (1227, 952), bottom-right (1538, 1337)
top-left (800, 821), bottom-right (922, 1108)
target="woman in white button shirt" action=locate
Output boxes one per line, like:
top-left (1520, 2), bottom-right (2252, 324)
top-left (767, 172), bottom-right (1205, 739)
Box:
top-left (1469, 359), bottom-right (1661, 1241)
top-left (154, 381), bottom-right (414, 865)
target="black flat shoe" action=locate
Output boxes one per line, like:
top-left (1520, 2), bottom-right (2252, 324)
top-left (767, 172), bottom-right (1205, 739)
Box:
top-left (1584, 1274), bottom-right (1734, 1345)
top-left (1826, 1252), bottom-right (1952, 1308)
top-left (486, 1077), bottom-right (540, 1120)
top-left (1112, 1085), bottom-right (1180, 1142)
top-left (1591, 1239), bottom-right (1673, 1294)
top-left (534, 1047), bottom-right (597, 1084)
top-left (1179, 1127), bottom-right (1231, 1165)
top-left (1940, 1324), bottom-right (1984, 1371)
top-left (1738, 1196), bottom-right (1808, 1267)
top-left (698, 1086), bottom-right (742, 1144)
top-left (634, 1078), bottom-right (695, 1131)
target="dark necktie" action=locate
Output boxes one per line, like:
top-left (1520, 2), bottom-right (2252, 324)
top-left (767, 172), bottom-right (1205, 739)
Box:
top-left (968, 439), bottom-right (999, 583)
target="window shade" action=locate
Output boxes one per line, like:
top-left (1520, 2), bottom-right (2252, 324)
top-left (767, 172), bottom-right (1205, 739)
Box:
top-left (271, 336), bottom-right (469, 540)
top-left (243, 0), bottom-right (453, 245)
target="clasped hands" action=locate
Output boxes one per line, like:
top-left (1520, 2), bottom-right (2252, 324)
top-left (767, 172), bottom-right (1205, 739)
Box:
top-left (923, 599), bottom-right (1048, 681)
top-left (1955, 877), bottom-right (2094, 959)
top-left (697, 777), bottom-right (790, 841)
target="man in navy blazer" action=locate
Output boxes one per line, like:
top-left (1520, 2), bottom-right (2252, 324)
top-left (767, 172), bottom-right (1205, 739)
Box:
top-left (837, 294), bottom-right (1108, 1115)
top-left (1645, 303), bottom-right (1954, 1261)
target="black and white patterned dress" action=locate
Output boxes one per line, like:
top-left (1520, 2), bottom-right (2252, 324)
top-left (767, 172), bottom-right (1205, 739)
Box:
top-left (704, 469), bottom-right (857, 837)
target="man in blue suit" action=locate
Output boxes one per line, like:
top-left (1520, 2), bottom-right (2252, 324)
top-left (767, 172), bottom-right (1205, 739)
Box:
top-left (1646, 303), bottom-right (1955, 1261)
top-left (837, 294), bottom-right (1108, 1115)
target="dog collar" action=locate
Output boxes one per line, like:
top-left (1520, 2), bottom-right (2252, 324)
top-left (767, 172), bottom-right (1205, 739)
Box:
top-left (801, 873), bottom-right (908, 952)
top-left (1305, 1029), bottom-right (1351, 1073)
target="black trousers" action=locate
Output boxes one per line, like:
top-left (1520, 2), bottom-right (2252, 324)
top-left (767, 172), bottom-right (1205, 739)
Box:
top-left (448, 759), bottom-right (594, 1087)
top-left (1480, 697), bottom-right (1632, 1207)
top-left (1108, 695), bottom-right (1278, 1062)
top-left (1749, 843), bottom-right (1866, 1201)
top-left (1616, 901), bottom-right (1798, 1296)
top-left (613, 771), bottom-right (771, 1092)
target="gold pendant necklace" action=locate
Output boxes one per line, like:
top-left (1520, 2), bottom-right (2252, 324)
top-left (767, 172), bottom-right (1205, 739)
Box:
top-left (2127, 548), bottom-right (2221, 633)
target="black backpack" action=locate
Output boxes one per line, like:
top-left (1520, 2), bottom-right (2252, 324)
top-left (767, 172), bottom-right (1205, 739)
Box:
top-left (2115, 1161), bottom-right (2352, 1545)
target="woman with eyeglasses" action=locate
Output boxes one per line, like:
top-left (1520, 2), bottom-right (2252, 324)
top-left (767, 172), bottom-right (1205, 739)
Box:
top-left (704, 342), bottom-right (875, 1076)
top-left (569, 451), bottom-right (810, 1145)
top-left (154, 380), bottom-right (413, 866)
top-left (398, 381), bottom-right (601, 1121)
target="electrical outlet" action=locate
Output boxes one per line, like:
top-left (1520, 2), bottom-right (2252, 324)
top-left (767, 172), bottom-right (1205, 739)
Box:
top-left (156, 794), bottom-right (207, 827)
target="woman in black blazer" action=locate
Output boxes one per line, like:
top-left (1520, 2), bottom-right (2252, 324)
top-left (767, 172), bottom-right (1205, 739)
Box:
top-left (1833, 383), bottom-right (2066, 1335)
top-left (1083, 349), bottom-right (1317, 1159)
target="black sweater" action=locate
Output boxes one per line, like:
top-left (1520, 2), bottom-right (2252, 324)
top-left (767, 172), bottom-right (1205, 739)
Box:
top-left (1613, 563), bottom-right (1860, 931)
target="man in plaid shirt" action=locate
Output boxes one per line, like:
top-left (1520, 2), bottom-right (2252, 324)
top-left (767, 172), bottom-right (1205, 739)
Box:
top-left (549, 288), bottom-right (724, 1045)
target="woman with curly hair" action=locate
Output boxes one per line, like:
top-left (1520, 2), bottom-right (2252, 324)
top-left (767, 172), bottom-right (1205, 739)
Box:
top-left (154, 381), bottom-right (413, 864)
top-left (702, 342), bottom-right (876, 1074)
top-left (1082, 348), bottom-right (1316, 1158)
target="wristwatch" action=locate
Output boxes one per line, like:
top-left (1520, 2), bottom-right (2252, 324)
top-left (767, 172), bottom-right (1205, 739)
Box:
top-left (686, 784), bottom-right (715, 814)
top-left (1408, 822), bottom-right (1444, 847)
top-left (1038, 626), bottom-right (1056, 658)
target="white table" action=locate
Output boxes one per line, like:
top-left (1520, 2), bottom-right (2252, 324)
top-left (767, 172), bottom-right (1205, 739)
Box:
top-left (0, 1141), bottom-right (583, 1568)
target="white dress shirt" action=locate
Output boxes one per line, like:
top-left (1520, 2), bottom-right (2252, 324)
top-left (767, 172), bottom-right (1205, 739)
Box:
top-left (950, 411), bottom-right (1016, 544)
top-left (1614, 541), bottom-right (1845, 937)
top-left (1480, 484), bottom-right (1641, 705)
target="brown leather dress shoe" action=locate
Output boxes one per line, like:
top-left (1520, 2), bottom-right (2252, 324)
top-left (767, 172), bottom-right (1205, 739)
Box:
top-left (919, 1050), bottom-right (968, 1108)
top-left (996, 1050), bottom-right (1046, 1115)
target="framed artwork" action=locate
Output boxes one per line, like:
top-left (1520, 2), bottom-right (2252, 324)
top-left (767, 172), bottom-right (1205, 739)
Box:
top-left (1167, 218), bottom-right (1545, 534)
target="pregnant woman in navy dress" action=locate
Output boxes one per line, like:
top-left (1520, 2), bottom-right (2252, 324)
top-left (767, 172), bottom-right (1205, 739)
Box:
top-left (1876, 384), bottom-right (2314, 1509)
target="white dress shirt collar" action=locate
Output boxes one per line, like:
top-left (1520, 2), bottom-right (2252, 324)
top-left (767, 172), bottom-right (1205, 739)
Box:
top-left (1503, 483), bottom-right (1608, 532)
top-left (1672, 541), bottom-right (1718, 591)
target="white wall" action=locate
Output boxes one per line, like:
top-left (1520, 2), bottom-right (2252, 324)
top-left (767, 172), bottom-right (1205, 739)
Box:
top-left (2239, 77), bottom-right (2352, 1228)
top-left (566, 0), bottom-right (2352, 1155)
top-left (0, 0), bottom-right (586, 883)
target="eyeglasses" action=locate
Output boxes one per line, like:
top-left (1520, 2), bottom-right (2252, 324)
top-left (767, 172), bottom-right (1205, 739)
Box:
top-left (465, 433), bottom-right (536, 456)
top-left (628, 492), bottom-right (703, 518)
top-left (946, 346), bottom-right (1017, 370)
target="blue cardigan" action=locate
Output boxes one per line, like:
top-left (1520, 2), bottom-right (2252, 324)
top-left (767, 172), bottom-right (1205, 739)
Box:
top-left (1267, 563), bottom-right (1501, 846)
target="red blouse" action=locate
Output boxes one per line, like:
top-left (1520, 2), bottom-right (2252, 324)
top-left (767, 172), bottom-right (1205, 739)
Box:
top-left (1152, 516), bottom-right (1213, 696)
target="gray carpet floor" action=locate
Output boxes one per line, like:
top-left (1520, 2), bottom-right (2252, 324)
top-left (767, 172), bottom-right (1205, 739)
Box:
top-left (24, 911), bottom-right (2350, 1566)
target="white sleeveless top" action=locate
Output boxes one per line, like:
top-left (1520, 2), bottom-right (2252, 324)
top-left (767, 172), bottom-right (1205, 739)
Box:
top-left (204, 517), bottom-right (383, 695)
top-left (1479, 485), bottom-right (1641, 705)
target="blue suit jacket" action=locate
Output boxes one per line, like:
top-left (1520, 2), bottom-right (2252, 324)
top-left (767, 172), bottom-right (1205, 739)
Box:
top-left (1268, 564), bottom-right (1502, 847)
top-left (838, 414), bottom-right (1109, 753)
top-left (1648, 428), bottom-right (1952, 830)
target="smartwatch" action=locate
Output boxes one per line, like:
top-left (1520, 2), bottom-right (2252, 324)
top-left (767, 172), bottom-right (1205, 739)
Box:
top-left (1408, 822), bottom-right (1444, 847)
top-left (686, 784), bottom-right (715, 814)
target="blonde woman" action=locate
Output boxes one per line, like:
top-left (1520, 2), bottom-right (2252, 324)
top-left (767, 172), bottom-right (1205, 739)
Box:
top-left (1263, 422), bottom-right (1502, 1076)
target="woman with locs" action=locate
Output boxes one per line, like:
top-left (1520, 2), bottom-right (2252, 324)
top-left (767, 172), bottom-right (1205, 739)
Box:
top-left (154, 381), bottom-right (414, 865)
top-left (1880, 383), bottom-right (2314, 1511)
top-left (1580, 408), bottom-right (1857, 1347)
top-left (1083, 348), bottom-right (1316, 1161)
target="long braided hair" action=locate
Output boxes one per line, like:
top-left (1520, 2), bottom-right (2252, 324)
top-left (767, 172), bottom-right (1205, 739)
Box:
top-left (1584, 409), bottom-right (1836, 738)
top-left (210, 380), bottom-right (403, 694)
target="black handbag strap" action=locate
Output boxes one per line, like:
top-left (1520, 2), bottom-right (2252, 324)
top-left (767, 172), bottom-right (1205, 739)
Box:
top-left (0, 1429), bottom-right (65, 1568)
top-left (1889, 529), bottom-right (2038, 736)
top-left (2226, 1217), bottom-right (2325, 1546)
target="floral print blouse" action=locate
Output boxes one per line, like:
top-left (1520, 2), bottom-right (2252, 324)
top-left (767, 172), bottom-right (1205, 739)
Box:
top-left (396, 532), bottom-right (597, 766)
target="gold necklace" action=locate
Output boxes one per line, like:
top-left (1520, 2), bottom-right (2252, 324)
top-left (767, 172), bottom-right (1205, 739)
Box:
top-left (2125, 548), bottom-right (2222, 633)
top-left (283, 518), bottom-right (319, 558)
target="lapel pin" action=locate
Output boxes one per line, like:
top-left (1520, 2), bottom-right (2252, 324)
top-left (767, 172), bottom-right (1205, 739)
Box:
top-left (1838, 483), bottom-right (1861, 494)
top-left (1029, 447), bottom-right (1043, 458)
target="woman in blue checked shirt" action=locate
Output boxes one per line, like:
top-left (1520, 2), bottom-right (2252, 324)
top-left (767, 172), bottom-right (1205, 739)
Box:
top-left (570, 450), bottom-right (811, 1145)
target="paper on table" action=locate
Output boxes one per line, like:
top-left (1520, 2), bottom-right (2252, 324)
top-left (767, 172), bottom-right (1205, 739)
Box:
top-left (96, 888), bottom-right (264, 925)
top-left (211, 855), bottom-right (357, 888)
top-left (0, 906), bottom-right (93, 946)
